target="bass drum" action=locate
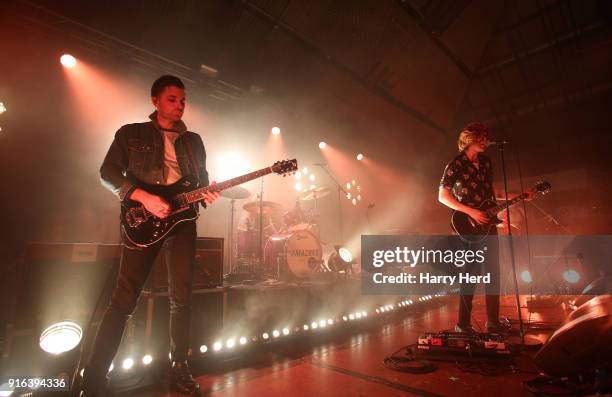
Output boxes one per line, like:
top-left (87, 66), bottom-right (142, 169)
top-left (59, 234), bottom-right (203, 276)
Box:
top-left (264, 230), bottom-right (322, 278)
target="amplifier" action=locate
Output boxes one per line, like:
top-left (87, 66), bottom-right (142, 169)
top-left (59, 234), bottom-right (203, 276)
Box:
top-left (18, 243), bottom-right (121, 328)
top-left (154, 237), bottom-right (224, 289)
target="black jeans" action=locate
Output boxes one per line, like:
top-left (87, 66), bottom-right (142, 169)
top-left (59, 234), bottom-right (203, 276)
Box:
top-left (457, 233), bottom-right (500, 327)
top-left (83, 220), bottom-right (196, 386)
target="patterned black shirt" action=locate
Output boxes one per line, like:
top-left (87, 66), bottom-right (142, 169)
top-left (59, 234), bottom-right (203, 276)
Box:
top-left (440, 152), bottom-right (495, 207)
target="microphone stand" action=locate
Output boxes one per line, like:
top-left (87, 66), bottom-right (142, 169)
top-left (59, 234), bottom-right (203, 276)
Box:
top-left (258, 178), bottom-right (264, 278)
top-left (315, 163), bottom-right (348, 246)
top-left (497, 142), bottom-right (526, 345)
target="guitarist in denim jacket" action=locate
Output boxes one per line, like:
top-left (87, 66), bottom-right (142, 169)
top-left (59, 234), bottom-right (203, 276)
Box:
top-left (81, 75), bottom-right (218, 396)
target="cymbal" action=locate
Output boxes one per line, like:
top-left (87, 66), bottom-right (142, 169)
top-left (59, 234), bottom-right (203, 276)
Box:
top-left (221, 186), bottom-right (251, 200)
top-left (299, 187), bottom-right (331, 201)
top-left (243, 201), bottom-right (284, 214)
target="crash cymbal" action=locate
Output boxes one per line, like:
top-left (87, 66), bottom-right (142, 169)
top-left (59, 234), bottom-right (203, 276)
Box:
top-left (299, 187), bottom-right (331, 201)
top-left (221, 186), bottom-right (251, 200)
top-left (243, 201), bottom-right (284, 214)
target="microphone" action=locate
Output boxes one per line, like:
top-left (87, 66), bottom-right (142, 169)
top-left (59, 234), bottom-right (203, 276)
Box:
top-left (487, 140), bottom-right (508, 146)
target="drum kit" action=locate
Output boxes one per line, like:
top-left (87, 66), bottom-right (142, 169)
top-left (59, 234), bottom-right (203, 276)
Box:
top-left (221, 185), bottom-right (332, 280)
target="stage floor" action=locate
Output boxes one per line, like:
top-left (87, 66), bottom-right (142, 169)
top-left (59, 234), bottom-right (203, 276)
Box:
top-left (123, 295), bottom-right (569, 397)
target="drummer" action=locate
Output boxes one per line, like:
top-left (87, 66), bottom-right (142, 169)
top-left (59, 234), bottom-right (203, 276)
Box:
top-left (237, 195), bottom-right (283, 235)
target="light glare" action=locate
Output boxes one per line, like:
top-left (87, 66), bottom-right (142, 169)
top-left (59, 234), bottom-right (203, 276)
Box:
top-left (60, 54), bottom-right (77, 68)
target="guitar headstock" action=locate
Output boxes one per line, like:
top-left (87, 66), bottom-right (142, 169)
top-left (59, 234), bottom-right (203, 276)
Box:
top-left (272, 159), bottom-right (298, 176)
top-left (534, 180), bottom-right (552, 195)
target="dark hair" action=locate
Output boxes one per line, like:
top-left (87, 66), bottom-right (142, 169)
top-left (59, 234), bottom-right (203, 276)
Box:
top-left (151, 75), bottom-right (185, 97)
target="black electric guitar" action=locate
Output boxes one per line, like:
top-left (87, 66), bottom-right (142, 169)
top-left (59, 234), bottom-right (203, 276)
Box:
top-left (451, 180), bottom-right (551, 243)
top-left (121, 159), bottom-right (298, 248)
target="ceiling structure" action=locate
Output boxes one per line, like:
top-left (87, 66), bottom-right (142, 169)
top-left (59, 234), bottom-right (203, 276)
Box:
top-left (3, 0), bottom-right (610, 178)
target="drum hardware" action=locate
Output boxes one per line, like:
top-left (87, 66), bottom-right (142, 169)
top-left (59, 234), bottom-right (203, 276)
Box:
top-left (220, 187), bottom-right (251, 275)
top-left (242, 200), bottom-right (284, 215)
top-left (314, 163), bottom-right (349, 245)
top-left (298, 187), bottom-right (331, 201)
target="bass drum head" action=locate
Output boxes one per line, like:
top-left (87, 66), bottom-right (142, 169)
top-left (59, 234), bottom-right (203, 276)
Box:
top-left (286, 230), bottom-right (322, 278)
top-left (265, 230), bottom-right (322, 278)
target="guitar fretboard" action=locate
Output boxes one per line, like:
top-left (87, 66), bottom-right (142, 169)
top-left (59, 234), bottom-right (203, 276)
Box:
top-left (182, 167), bottom-right (273, 204)
top-left (486, 192), bottom-right (528, 215)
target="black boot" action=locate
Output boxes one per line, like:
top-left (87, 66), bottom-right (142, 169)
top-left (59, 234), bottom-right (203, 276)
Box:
top-left (170, 361), bottom-right (201, 396)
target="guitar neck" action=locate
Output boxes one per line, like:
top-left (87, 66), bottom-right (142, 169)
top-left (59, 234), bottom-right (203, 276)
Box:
top-left (487, 192), bottom-right (529, 215)
top-left (182, 167), bottom-right (273, 204)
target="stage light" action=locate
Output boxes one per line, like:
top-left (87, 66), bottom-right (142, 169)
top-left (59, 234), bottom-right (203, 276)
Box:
top-left (346, 182), bottom-right (351, 190)
top-left (563, 269), bottom-right (580, 283)
top-left (295, 182), bottom-right (302, 191)
top-left (303, 324), bottom-right (309, 331)
top-left (215, 152), bottom-right (251, 181)
top-left (349, 314), bottom-right (355, 320)
top-left (355, 312), bottom-right (362, 319)
top-left (39, 321), bottom-right (82, 355)
top-left (122, 358), bottom-right (134, 370)
top-left (343, 315), bottom-right (348, 321)
top-left (309, 174), bottom-right (316, 182)
top-left (356, 153), bottom-right (364, 161)
top-left (0, 383), bottom-right (14, 396)
top-left (213, 341), bottom-right (223, 351)
top-left (282, 327), bottom-right (290, 335)
top-left (262, 332), bottom-right (270, 340)
top-left (319, 141), bottom-right (326, 149)
top-left (142, 354), bottom-right (153, 365)
top-left (362, 311), bottom-right (367, 317)
top-left (226, 339), bottom-right (236, 349)
top-left (272, 330), bottom-right (280, 338)
top-left (239, 337), bottom-right (248, 345)
top-left (108, 363), bottom-right (114, 372)
top-left (199, 345), bottom-right (208, 353)
top-left (311, 321), bottom-right (318, 329)
top-left (295, 171), bottom-right (302, 179)
top-left (521, 270), bottom-right (533, 283)
top-left (318, 320), bottom-right (326, 328)
top-left (271, 127), bottom-right (281, 135)
top-left (327, 319), bottom-right (333, 325)
top-left (0, 102), bottom-right (6, 114)
top-left (302, 167), bottom-right (309, 175)
top-left (60, 54), bottom-right (77, 68)
top-left (338, 248), bottom-right (353, 263)
top-left (352, 198), bottom-right (357, 205)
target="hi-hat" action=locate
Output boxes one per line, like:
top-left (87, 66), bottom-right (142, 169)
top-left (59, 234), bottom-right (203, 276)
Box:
top-left (299, 187), bottom-right (331, 201)
top-left (221, 186), bottom-right (251, 200)
top-left (243, 201), bottom-right (284, 214)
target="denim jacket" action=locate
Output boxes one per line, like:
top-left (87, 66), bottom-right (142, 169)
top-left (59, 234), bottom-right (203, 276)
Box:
top-left (100, 112), bottom-right (209, 203)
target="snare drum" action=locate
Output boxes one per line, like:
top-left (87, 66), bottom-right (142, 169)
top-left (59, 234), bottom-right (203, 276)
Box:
top-left (264, 230), bottom-right (322, 278)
